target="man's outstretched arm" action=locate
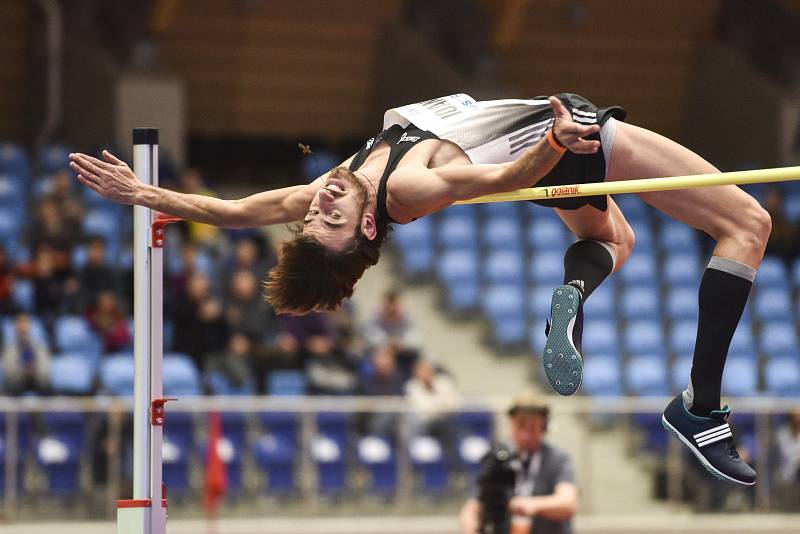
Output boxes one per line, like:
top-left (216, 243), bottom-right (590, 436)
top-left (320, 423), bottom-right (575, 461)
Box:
top-left (69, 150), bottom-right (324, 228)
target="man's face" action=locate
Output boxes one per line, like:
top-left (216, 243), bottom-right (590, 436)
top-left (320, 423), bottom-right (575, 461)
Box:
top-left (510, 413), bottom-right (547, 453)
top-left (302, 171), bottom-right (373, 252)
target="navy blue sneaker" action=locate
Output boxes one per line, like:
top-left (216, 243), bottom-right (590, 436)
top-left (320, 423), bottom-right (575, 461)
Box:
top-left (662, 394), bottom-right (756, 486)
top-left (543, 284), bottom-right (584, 396)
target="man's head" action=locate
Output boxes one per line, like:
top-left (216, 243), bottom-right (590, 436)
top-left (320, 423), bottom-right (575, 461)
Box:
top-left (265, 167), bottom-right (389, 315)
top-left (507, 393), bottom-right (550, 454)
top-left (87, 237), bottom-right (106, 266)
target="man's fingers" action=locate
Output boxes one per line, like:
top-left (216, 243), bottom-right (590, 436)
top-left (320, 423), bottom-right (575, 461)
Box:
top-left (548, 96), bottom-right (570, 119)
top-left (102, 150), bottom-right (125, 166)
top-left (82, 154), bottom-right (115, 171)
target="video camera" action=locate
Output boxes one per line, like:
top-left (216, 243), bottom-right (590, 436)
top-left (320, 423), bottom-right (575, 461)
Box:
top-left (476, 445), bottom-right (517, 534)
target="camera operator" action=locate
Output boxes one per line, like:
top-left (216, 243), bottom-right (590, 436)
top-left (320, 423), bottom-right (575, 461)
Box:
top-left (459, 393), bottom-right (579, 534)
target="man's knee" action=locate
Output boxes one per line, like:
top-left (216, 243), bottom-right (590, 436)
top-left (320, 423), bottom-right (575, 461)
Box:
top-left (611, 218), bottom-right (635, 271)
top-left (733, 199), bottom-right (772, 254)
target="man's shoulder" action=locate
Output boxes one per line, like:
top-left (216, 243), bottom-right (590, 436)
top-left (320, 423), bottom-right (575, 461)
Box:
top-left (541, 442), bottom-right (573, 465)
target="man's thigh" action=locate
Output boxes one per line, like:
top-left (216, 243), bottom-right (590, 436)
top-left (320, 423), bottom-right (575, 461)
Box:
top-left (607, 121), bottom-right (758, 240)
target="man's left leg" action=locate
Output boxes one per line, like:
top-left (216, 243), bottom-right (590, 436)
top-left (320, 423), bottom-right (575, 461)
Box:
top-left (607, 121), bottom-right (770, 485)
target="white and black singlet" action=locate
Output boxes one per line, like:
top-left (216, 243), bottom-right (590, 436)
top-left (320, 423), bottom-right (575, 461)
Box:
top-left (348, 93), bottom-right (627, 224)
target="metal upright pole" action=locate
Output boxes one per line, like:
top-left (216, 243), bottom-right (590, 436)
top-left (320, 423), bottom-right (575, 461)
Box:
top-left (117, 127), bottom-right (163, 534)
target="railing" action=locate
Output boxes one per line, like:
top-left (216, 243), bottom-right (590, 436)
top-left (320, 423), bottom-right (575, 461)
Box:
top-left (1, 394), bottom-right (798, 522)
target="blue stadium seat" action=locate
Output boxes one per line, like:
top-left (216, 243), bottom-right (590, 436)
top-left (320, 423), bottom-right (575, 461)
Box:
top-left (457, 411), bottom-right (493, 439)
top-left (458, 434), bottom-right (491, 479)
top-left (488, 316), bottom-right (527, 347)
top-left (44, 412), bottom-right (86, 450)
top-left (614, 195), bottom-right (648, 219)
top-left (409, 435), bottom-right (448, 494)
top-left (483, 284), bottom-right (525, 318)
top-left (55, 315), bottom-right (103, 357)
top-left (528, 251), bottom-right (564, 285)
top-left (267, 370), bottom-right (307, 396)
top-left (618, 253), bottom-right (657, 285)
top-left (784, 193), bottom-right (800, 221)
top-left (0, 142), bottom-right (30, 176)
top-left (526, 218), bottom-right (568, 251)
top-left (0, 210), bottom-right (22, 242)
top-left (659, 222), bottom-right (698, 252)
top-left (83, 209), bottom-right (121, 243)
top-left (311, 434), bottom-right (347, 495)
top-left (398, 246), bottom-right (434, 276)
top-left (721, 356), bottom-right (758, 396)
top-left (393, 218), bottom-right (433, 251)
top-left (729, 323), bottom-right (755, 354)
top-left (36, 435), bottom-right (81, 495)
top-left (163, 353), bottom-right (201, 396)
top-left (206, 370), bottom-right (255, 396)
top-left (0, 176), bottom-right (24, 205)
top-left (164, 412), bottom-right (195, 450)
top-left (670, 355), bottom-right (693, 393)
top-left (665, 287), bottom-right (698, 321)
top-left (10, 279), bottom-right (34, 312)
top-left (628, 221), bottom-right (655, 252)
top-left (758, 322), bottom-right (799, 355)
top-left (582, 282), bottom-right (616, 320)
top-left (438, 215), bottom-right (478, 249)
top-left (662, 253), bottom-right (701, 287)
top-left (623, 320), bottom-right (665, 356)
top-left (50, 354), bottom-right (96, 394)
top-left (791, 258), bottom-right (800, 288)
top-left (529, 319), bottom-right (547, 354)
top-left (583, 320), bottom-right (620, 355)
top-left (260, 412), bottom-right (300, 447)
top-left (100, 353), bottom-right (135, 395)
top-left (625, 355), bottom-right (670, 395)
top-left (753, 287), bottom-right (794, 321)
top-left (438, 249), bottom-right (480, 312)
top-left (483, 251), bottom-right (525, 283)
top-left (668, 320), bottom-right (697, 355)
top-left (162, 435), bottom-right (191, 495)
top-left (756, 257), bottom-right (788, 288)
top-left (483, 217), bottom-right (522, 250)
top-left (764, 357), bottom-right (800, 396)
top-left (528, 286), bottom-right (553, 319)
top-left (582, 354), bottom-right (623, 396)
top-left (358, 436), bottom-right (397, 495)
top-left (620, 285), bottom-right (661, 320)
top-left (316, 412), bottom-right (350, 450)
top-left (254, 434), bottom-right (296, 493)
top-left (2, 315), bottom-right (49, 347)
top-left (479, 202), bottom-right (521, 219)
top-left (38, 143), bottom-right (72, 174)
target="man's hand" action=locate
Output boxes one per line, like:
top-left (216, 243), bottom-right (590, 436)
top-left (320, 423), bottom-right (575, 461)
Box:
top-left (69, 150), bottom-right (142, 205)
top-left (509, 495), bottom-right (540, 517)
top-left (548, 96), bottom-right (601, 155)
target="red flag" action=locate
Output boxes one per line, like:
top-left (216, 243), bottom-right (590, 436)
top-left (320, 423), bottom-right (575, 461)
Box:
top-left (203, 411), bottom-right (227, 517)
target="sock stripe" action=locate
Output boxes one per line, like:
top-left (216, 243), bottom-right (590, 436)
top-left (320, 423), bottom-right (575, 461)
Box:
top-left (707, 256), bottom-right (757, 282)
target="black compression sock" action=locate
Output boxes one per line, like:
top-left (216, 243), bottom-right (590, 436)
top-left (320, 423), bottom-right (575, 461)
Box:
top-left (687, 257), bottom-right (755, 417)
top-left (562, 240), bottom-right (615, 300)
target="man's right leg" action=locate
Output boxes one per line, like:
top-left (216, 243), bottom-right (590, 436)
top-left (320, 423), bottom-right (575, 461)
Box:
top-left (542, 199), bottom-right (635, 395)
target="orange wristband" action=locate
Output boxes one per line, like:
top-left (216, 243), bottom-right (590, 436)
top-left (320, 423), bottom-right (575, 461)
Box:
top-left (546, 129), bottom-right (566, 154)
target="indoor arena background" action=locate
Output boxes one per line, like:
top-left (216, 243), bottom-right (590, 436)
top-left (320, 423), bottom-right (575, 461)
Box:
top-left (0, 1), bottom-right (799, 533)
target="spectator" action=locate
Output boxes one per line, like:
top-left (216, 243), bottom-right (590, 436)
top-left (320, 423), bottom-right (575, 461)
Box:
top-left (191, 296), bottom-right (230, 369)
top-left (26, 245), bottom-right (67, 328)
top-left (86, 290), bottom-right (131, 353)
top-left (0, 246), bottom-right (17, 315)
top-left (777, 408), bottom-right (800, 482)
top-left (167, 241), bottom-right (200, 302)
top-left (29, 198), bottom-right (76, 266)
top-left (73, 237), bottom-right (120, 312)
top-left (404, 359), bottom-right (459, 445)
top-left (47, 168), bottom-right (85, 230)
top-left (459, 394), bottom-right (579, 534)
top-left (170, 272), bottom-right (211, 359)
top-left (252, 330), bottom-right (303, 394)
top-left (2, 313), bottom-right (51, 395)
top-left (762, 187), bottom-right (800, 264)
top-left (225, 269), bottom-right (277, 343)
top-left (225, 236), bottom-right (272, 280)
top-left (362, 345), bottom-right (405, 437)
top-left (205, 333), bottom-right (255, 393)
top-left (304, 332), bottom-right (359, 396)
top-left (364, 289), bottom-right (422, 351)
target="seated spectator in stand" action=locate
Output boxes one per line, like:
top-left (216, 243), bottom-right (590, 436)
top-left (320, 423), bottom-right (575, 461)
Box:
top-left (23, 245), bottom-right (67, 330)
top-left (763, 186), bottom-right (800, 264)
top-left (225, 269), bottom-right (277, 343)
top-left (47, 168), bottom-right (85, 230)
top-left (404, 359), bottom-right (459, 448)
top-left (192, 296), bottom-right (230, 369)
top-left (0, 246), bottom-right (17, 315)
top-left (178, 168), bottom-right (221, 247)
top-left (364, 289), bottom-right (422, 380)
top-left (71, 237), bottom-right (120, 313)
top-left (86, 290), bottom-right (131, 353)
top-left (362, 345), bottom-right (405, 437)
top-left (304, 331), bottom-right (359, 396)
top-left (171, 271), bottom-right (210, 357)
top-left (252, 329), bottom-right (303, 394)
top-left (775, 408), bottom-right (800, 509)
top-left (205, 333), bottom-right (255, 393)
top-left (2, 313), bottom-right (51, 395)
top-left (224, 235), bottom-right (274, 281)
top-left (29, 198), bottom-right (77, 268)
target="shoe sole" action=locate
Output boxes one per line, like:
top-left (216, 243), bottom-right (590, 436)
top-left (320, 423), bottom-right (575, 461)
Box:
top-left (661, 415), bottom-right (755, 486)
top-left (543, 285), bottom-right (582, 396)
